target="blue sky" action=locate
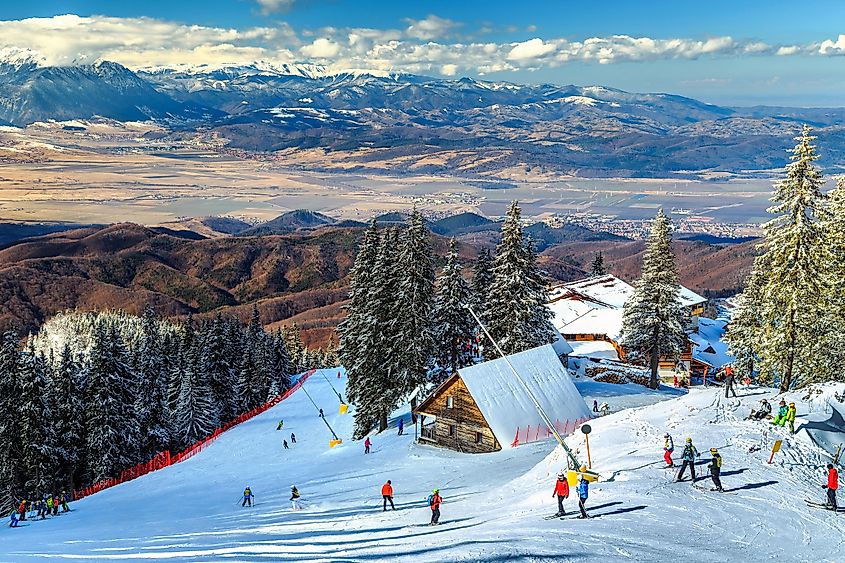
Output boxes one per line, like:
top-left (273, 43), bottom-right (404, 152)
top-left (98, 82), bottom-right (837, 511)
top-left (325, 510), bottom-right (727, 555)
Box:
top-left (2, 0), bottom-right (844, 105)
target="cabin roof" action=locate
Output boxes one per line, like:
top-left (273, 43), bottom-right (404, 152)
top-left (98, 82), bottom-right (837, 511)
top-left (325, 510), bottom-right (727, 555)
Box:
top-left (689, 317), bottom-right (734, 369)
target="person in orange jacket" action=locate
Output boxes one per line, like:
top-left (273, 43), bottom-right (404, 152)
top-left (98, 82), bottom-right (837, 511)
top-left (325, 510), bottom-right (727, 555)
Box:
top-left (428, 489), bottom-right (442, 525)
top-left (552, 472), bottom-right (570, 516)
top-left (824, 463), bottom-right (839, 509)
top-left (381, 480), bottom-right (395, 511)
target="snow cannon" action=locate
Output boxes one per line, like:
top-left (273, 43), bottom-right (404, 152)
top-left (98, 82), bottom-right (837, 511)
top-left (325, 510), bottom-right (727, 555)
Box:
top-left (567, 468), bottom-right (600, 486)
top-left (339, 403), bottom-right (349, 415)
top-left (329, 438), bottom-right (343, 449)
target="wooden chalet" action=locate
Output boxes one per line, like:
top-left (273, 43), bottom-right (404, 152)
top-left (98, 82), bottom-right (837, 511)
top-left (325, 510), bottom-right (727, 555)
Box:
top-left (414, 344), bottom-right (591, 454)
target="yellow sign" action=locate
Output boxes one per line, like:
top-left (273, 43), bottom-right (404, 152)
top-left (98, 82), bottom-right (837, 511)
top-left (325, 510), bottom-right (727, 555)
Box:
top-left (771, 439), bottom-right (782, 453)
top-left (329, 439), bottom-right (343, 449)
top-left (339, 403), bottom-right (349, 415)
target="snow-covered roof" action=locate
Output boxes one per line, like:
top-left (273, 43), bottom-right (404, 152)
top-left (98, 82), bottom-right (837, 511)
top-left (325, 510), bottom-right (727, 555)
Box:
top-left (551, 325), bottom-right (574, 356)
top-left (551, 275), bottom-right (705, 310)
top-left (457, 344), bottom-right (591, 448)
top-left (567, 340), bottom-right (620, 360)
top-left (689, 317), bottom-right (734, 369)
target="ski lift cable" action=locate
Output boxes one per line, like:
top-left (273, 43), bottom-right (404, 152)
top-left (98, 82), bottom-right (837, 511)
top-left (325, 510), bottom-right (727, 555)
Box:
top-left (298, 380), bottom-right (341, 441)
top-left (320, 371), bottom-right (345, 404)
top-left (465, 304), bottom-right (581, 470)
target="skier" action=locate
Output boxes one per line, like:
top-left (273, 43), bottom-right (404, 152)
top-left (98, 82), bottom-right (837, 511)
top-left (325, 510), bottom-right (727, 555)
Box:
top-left (46, 495), bottom-right (54, 516)
top-left (242, 486), bottom-right (254, 507)
top-left (552, 472), bottom-right (570, 516)
top-left (381, 480), bottom-right (395, 511)
top-left (37, 498), bottom-right (46, 520)
top-left (675, 438), bottom-right (700, 482)
top-left (428, 489), bottom-right (442, 525)
top-left (708, 448), bottom-right (724, 492)
top-left (748, 399), bottom-right (772, 420)
top-left (61, 491), bottom-right (70, 512)
top-left (276, 420), bottom-right (284, 431)
top-left (52, 494), bottom-right (59, 516)
top-left (785, 402), bottom-right (797, 434)
top-left (398, 418), bottom-right (404, 436)
top-left (772, 399), bottom-right (789, 426)
top-left (291, 433), bottom-right (297, 444)
top-left (9, 508), bottom-right (19, 528)
top-left (663, 433), bottom-right (675, 467)
top-left (724, 365), bottom-right (737, 398)
top-left (319, 409), bottom-right (324, 418)
top-left (824, 463), bottom-right (839, 509)
top-left (577, 475), bottom-right (590, 519)
top-left (599, 402), bottom-right (610, 416)
top-left (364, 437), bottom-right (371, 454)
top-left (17, 499), bottom-right (27, 522)
top-left (283, 440), bottom-right (289, 449)
top-left (290, 485), bottom-right (302, 510)
top-left (592, 400), bottom-right (599, 413)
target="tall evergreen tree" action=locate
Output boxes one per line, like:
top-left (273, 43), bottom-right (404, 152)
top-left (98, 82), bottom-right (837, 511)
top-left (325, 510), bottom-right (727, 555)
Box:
top-left (620, 209), bottom-right (687, 389)
top-left (267, 330), bottom-right (292, 398)
top-left (135, 308), bottom-right (170, 460)
top-left (591, 251), bottom-right (607, 276)
top-left (486, 201), bottom-right (555, 354)
top-left (432, 238), bottom-right (475, 380)
top-left (0, 331), bottom-right (21, 511)
top-left (173, 343), bottom-right (218, 447)
top-left (84, 322), bottom-right (140, 482)
top-left (203, 313), bottom-right (236, 421)
top-left (471, 247), bottom-right (493, 327)
top-left (725, 264), bottom-right (765, 383)
top-left (18, 346), bottom-right (56, 496)
top-left (52, 343), bottom-right (86, 489)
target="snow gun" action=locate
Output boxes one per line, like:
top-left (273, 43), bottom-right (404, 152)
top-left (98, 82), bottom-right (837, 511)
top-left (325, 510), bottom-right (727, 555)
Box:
top-left (320, 371), bottom-right (349, 415)
top-left (299, 380), bottom-right (343, 448)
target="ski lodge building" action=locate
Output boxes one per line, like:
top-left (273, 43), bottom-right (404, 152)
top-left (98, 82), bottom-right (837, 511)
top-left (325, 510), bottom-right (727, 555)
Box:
top-left (413, 344), bottom-right (591, 453)
top-left (546, 274), bottom-right (726, 377)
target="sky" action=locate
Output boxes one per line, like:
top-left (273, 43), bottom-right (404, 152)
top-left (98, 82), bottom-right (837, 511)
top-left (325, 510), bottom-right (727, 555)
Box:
top-left (1, 0), bottom-right (844, 106)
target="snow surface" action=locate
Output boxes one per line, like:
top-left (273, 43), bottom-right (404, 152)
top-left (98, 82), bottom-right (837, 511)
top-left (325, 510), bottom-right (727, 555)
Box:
top-left (6, 370), bottom-right (845, 562)
top-left (567, 339), bottom-right (620, 360)
top-left (551, 275), bottom-right (706, 310)
top-left (457, 344), bottom-right (591, 447)
top-left (689, 317), bottom-right (735, 369)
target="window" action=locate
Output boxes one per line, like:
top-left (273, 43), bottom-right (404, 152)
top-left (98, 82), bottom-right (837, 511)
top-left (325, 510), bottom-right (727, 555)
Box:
top-left (475, 432), bottom-right (483, 445)
top-left (448, 424), bottom-right (456, 437)
top-left (446, 395), bottom-right (454, 409)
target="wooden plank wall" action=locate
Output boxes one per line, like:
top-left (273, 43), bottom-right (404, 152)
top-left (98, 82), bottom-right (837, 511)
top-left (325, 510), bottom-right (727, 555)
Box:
top-left (417, 376), bottom-right (500, 454)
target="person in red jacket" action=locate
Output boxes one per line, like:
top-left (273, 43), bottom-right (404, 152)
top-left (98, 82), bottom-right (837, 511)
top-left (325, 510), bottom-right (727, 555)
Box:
top-left (552, 472), bottom-right (570, 516)
top-left (17, 499), bottom-right (26, 521)
top-left (381, 480), bottom-right (395, 511)
top-left (824, 463), bottom-right (839, 509)
top-left (429, 489), bottom-right (442, 525)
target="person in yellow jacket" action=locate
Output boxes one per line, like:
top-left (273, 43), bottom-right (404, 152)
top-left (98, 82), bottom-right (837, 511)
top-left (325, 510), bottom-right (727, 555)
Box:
top-left (785, 402), bottom-right (797, 434)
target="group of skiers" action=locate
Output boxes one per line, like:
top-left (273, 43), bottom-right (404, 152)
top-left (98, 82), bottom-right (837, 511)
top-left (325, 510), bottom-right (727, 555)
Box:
top-left (241, 485), bottom-right (302, 510)
top-left (664, 434), bottom-right (724, 491)
top-left (9, 493), bottom-right (71, 528)
top-left (551, 470), bottom-right (591, 518)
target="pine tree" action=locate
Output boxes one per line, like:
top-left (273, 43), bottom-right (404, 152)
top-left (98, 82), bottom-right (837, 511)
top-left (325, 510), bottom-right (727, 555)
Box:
top-left (51, 343), bottom-right (86, 490)
top-left (267, 331), bottom-right (292, 398)
top-left (815, 176), bottom-right (845, 384)
top-left (432, 238), bottom-right (475, 381)
top-left (18, 346), bottom-right (57, 496)
top-left (591, 251), bottom-right (607, 276)
top-left (725, 263), bottom-right (766, 383)
top-left (84, 321), bottom-right (140, 482)
top-left (173, 344), bottom-right (218, 447)
top-left (486, 201), bottom-right (555, 354)
top-left (236, 333), bottom-right (264, 412)
top-left (135, 308), bottom-right (170, 460)
top-left (471, 247), bottom-right (493, 319)
top-left (338, 218), bottom-right (380, 374)
top-left (203, 313), bottom-right (236, 422)
top-left (620, 209), bottom-right (687, 389)
top-left (742, 126), bottom-right (829, 391)
top-left (0, 332), bottom-right (22, 511)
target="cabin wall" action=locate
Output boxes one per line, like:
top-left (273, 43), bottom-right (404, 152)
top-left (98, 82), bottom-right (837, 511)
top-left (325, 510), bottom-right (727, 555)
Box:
top-left (416, 377), bottom-right (500, 454)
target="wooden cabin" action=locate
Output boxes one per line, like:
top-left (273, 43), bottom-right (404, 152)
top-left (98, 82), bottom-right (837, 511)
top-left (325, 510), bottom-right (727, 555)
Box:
top-left (414, 344), bottom-right (591, 454)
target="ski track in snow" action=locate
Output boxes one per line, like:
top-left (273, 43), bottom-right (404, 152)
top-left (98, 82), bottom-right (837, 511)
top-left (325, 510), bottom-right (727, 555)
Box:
top-left (3, 373), bottom-right (845, 562)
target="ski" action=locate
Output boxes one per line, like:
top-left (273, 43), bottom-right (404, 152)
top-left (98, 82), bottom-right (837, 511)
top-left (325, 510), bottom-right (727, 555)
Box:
top-left (693, 484), bottom-right (737, 495)
top-left (543, 513), bottom-right (566, 520)
top-left (805, 499), bottom-right (845, 512)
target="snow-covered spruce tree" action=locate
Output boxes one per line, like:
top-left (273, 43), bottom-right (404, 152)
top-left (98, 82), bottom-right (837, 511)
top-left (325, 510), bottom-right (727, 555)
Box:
top-left (814, 176), bottom-right (845, 384)
top-left (18, 346), bottom-right (57, 496)
top-left (338, 218), bottom-right (380, 373)
top-left (471, 247), bottom-right (493, 319)
top-left (322, 339), bottom-right (339, 368)
top-left (283, 323), bottom-right (305, 374)
top-left (750, 126), bottom-right (829, 391)
top-left (173, 342), bottom-right (218, 447)
top-left (84, 321), bottom-right (140, 482)
top-left (266, 330), bottom-right (292, 399)
top-left (620, 209), bottom-right (687, 389)
top-left (52, 343), bottom-right (86, 489)
top-left (202, 313), bottom-right (236, 422)
top-left (432, 238), bottom-right (475, 381)
top-left (0, 332), bottom-right (22, 512)
top-left (394, 209), bottom-right (435, 407)
top-left (486, 201), bottom-right (555, 355)
top-left (591, 251), bottom-right (607, 276)
top-left (134, 308), bottom-right (171, 460)
top-left (725, 263), bottom-right (766, 384)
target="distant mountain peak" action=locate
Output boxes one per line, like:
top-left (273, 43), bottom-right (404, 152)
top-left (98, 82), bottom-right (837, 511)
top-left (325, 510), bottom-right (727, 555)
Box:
top-left (0, 47), bottom-right (48, 69)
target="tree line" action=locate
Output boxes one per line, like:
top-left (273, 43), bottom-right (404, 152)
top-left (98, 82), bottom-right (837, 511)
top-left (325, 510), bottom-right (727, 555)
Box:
top-left (338, 202), bottom-right (556, 439)
top-left (0, 307), bottom-right (336, 512)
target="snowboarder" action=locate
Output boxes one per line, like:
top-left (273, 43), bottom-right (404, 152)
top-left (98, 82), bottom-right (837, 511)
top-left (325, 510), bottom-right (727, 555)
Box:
top-left (748, 399), bottom-right (772, 420)
top-left (552, 472), bottom-right (570, 516)
top-left (9, 508), bottom-right (19, 528)
top-left (785, 402), bottom-right (797, 434)
top-left (276, 420), bottom-right (284, 431)
top-left (772, 399), bottom-right (788, 426)
top-left (283, 440), bottom-right (289, 449)
top-left (708, 448), bottom-right (724, 492)
top-left (724, 365), bottom-right (737, 398)
top-left (290, 485), bottom-right (302, 510)
top-left (428, 489), bottom-right (442, 525)
top-left (17, 499), bottom-right (26, 522)
top-left (382, 480), bottom-right (395, 511)
top-left (364, 437), bottom-right (371, 454)
top-left (397, 418), bottom-right (404, 436)
top-left (599, 402), bottom-right (610, 416)
top-left (242, 486), bottom-right (254, 507)
top-left (577, 475), bottom-right (590, 519)
top-left (675, 438), bottom-right (699, 482)
top-left (592, 400), bottom-right (599, 413)
top-left (824, 464), bottom-right (839, 509)
top-left (663, 433), bottom-right (675, 467)
top-left (291, 433), bottom-right (297, 444)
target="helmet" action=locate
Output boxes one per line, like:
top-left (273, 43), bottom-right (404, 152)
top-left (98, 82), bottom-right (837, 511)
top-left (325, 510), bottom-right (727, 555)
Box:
top-left (579, 465), bottom-right (587, 472)
top-left (789, 402), bottom-right (795, 407)
top-left (710, 448), bottom-right (718, 453)
top-left (290, 485), bottom-right (296, 489)
top-left (686, 437), bottom-right (692, 443)
top-left (433, 488), bottom-right (439, 493)
top-left (664, 433), bottom-right (669, 438)
top-left (557, 472), bottom-right (565, 479)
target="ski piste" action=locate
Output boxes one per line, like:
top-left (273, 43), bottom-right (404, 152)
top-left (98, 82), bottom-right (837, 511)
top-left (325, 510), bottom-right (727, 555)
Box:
top-left (804, 499), bottom-right (845, 512)
top-left (693, 484), bottom-right (737, 495)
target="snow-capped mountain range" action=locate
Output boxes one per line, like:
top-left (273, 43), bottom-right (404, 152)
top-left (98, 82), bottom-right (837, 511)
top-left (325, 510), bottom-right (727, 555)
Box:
top-left (2, 52), bottom-right (845, 176)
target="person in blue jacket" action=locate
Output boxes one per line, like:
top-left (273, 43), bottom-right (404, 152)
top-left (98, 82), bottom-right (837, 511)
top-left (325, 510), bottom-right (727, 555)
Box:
top-left (577, 475), bottom-right (591, 519)
top-left (9, 508), bottom-right (20, 528)
top-left (398, 418), bottom-right (404, 436)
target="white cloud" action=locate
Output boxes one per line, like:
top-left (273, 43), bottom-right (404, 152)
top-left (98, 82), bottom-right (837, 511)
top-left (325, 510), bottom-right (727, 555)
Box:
top-left (507, 38), bottom-right (556, 61)
top-left (404, 15), bottom-right (459, 41)
top-left (440, 63), bottom-right (458, 76)
top-left (255, 0), bottom-right (296, 14)
top-left (819, 34), bottom-right (845, 55)
top-left (300, 38), bottom-right (340, 58)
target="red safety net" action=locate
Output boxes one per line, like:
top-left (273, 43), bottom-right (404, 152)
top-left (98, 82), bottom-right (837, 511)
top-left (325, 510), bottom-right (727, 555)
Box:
top-left (510, 416), bottom-right (590, 448)
top-left (73, 369), bottom-right (317, 500)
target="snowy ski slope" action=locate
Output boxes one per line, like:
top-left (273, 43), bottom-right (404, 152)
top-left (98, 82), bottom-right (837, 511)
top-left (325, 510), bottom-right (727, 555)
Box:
top-left (4, 370), bottom-right (844, 561)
